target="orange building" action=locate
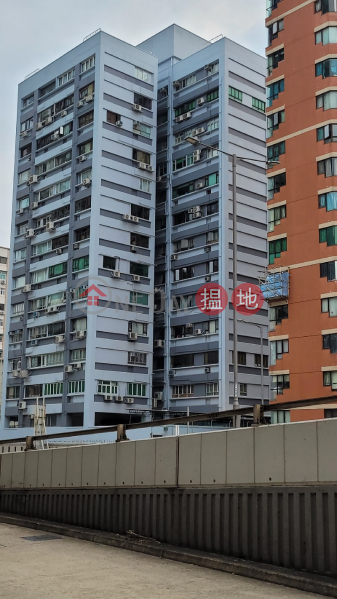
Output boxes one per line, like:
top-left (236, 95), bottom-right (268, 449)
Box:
top-left (265, 0), bottom-right (337, 421)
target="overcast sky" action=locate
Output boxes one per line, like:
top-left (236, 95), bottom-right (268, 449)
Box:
top-left (0, 0), bottom-right (267, 247)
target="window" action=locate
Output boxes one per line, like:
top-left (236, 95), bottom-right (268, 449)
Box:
top-left (322, 296), bottom-right (337, 317)
top-left (172, 154), bottom-right (193, 171)
top-left (158, 111), bottom-right (168, 125)
top-left (75, 196), bottom-right (91, 213)
top-left (172, 385), bottom-right (194, 398)
top-left (206, 382), bottom-right (219, 396)
top-left (6, 387), bottom-right (20, 400)
top-left (14, 248), bottom-right (26, 262)
top-left (254, 354), bottom-right (269, 368)
top-left (267, 48), bottom-right (284, 76)
top-left (207, 145), bottom-right (219, 159)
top-left (270, 339), bottom-right (289, 365)
top-left (207, 260), bottom-right (219, 274)
top-left (237, 352), bottom-right (246, 365)
top-left (204, 351), bottom-right (219, 365)
top-left (68, 380), bottom-right (85, 394)
top-left (180, 74), bottom-right (196, 89)
top-left (316, 59), bottom-right (337, 78)
top-left (175, 99), bottom-right (196, 117)
top-left (36, 178), bottom-right (71, 202)
top-left (323, 333), bottom-right (337, 353)
top-left (131, 233), bottom-right (149, 249)
top-left (102, 256), bottom-right (116, 270)
top-left (321, 260), bottom-right (337, 281)
top-left (207, 89), bottom-right (219, 102)
top-left (269, 304), bottom-right (288, 328)
top-left (36, 123), bottom-right (73, 150)
top-left (207, 117), bottom-right (219, 132)
top-left (271, 374), bottom-right (290, 395)
top-left (73, 256), bottom-right (89, 272)
top-left (39, 81), bottom-right (56, 97)
top-left (267, 141), bottom-right (285, 161)
top-left (9, 330), bottom-right (22, 343)
top-left (28, 352), bottom-right (64, 368)
top-left (58, 69), bottom-right (75, 87)
top-left (22, 95), bottom-right (34, 108)
top-left (70, 348), bottom-right (86, 362)
top-left (17, 196), bottom-right (29, 211)
top-left (174, 266), bottom-right (194, 281)
top-left (267, 79), bottom-right (284, 107)
top-left (269, 237), bottom-right (287, 264)
top-left (80, 56), bottom-right (95, 73)
top-left (317, 124), bottom-right (337, 143)
top-left (131, 204), bottom-right (149, 220)
top-left (106, 111), bottom-right (120, 125)
top-left (133, 121), bottom-right (151, 138)
top-left (79, 82), bottom-right (94, 99)
top-left (13, 276), bottom-right (25, 289)
top-left (12, 303), bottom-right (24, 315)
top-left (319, 226), bottom-right (337, 246)
top-left (128, 321), bottom-right (148, 336)
top-left (267, 18), bottom-right (284, 45)
top-left (73, 317), bottom-right (87, 333)
top-left (78, 140), bottom-right (93, 156)
top-left (267, 0), bottom-right (282, 16)
top-left (268, 205), bottom-right (286, 232)
top-left (48, 263), bottom-right (67, 279)
top-left (134, 93), bottom-right (152, 110)
top-left (132, 149), bottom-right (151, 165)
top-left (316, 26), bottom-right (337, 45)
top-left (130, 263), bottom-right (149, 277)
top-left (128, 352), bottom-right (147, 365)
top-left (157, 163), bottom-right (167, 178)
top-left (18, 169), bottom-right (31, 185)
top-left (268, 172), bottom-right (286, 199)
top-left (240, 383), bottom-right (247, 397)
top-left (16, 222), bottom-right (28, 236)
top-left (44, 382), bottom-right (63, 396)
top-left (173, 295), bottom-right (194, 310)
top-left (25, 385), bottom-right (43, 397)
top-left (171, 355), bottom-right (194, 368)
top-left (252, 97), bottom-right (266, 112)
top-left (267, 109), bottom-right (285, 138)
top-left (317, 90), bottom-right (337, 110)
top-left (97, 380), bottom-right (118, 395)
top-left (174, 238), bottom-right (194, 252)
top-left (127, 383), bottom-right (146, 397)
top-left (21, 117), bottom-right (33, 133)
top-left (32, 240), bottom-right (52, 256)
top-left (319, 157), bottom-right (337, 177)
top-left (20, 144), bottom-right (32, 159)
top-left (75, 227), bottom-right (90, 242)
top-left (172, 172), bottom-right (219, 198)
top-left (135, 67), bottom-right (149, 82)
top-left (323, 371), bottom-right (337, 390)
top-left (36, 150), bottom-right (72, 175)
top-left (78, 111), bottom-right (94, 128)
top-left (130, 292), bottom-right (148, 306)
top-left (315, 0), bottom-right (337, 13)
top-left (76, 169), bottom-right (92, 185)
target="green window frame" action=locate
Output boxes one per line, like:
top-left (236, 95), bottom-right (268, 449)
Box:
top-left (319, 226), bottom-right (337, 246)
top-left (175, 100), bottom-right (196, 117)
top-left (269, 237), bottom-right (287, 264)
top-left (73, 256), bottom-right (89, 272)
top-left (44, 382), bottom-right (63, 396)
top-left (252, 97), bottom-right (266, 112)
top-left (68, 380), bottom-right (85, 394)
top-left (127, 383), bottom-right (146, 397)
top-left (229, 86), bottom-right (242, 102)
top-left (48, 262), bottom-right (67, 278)
top-left (207, 89), bottom-right (219, 102)
top-left (97, 380), bottom-right (118, 395)
top-left (130, 263), bottom-right (149, 277)
top-left (130, 292), bottom-right (148, 306)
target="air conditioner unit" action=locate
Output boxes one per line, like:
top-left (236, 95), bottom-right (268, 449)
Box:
top-left (115, 395), bottom-right (123, 402)
top-left (32, 201), bottom-right (39, 209)
top-left (12, 370), bottom-right (20, 378)
top-left (130, 215), bottom-right (139, 223)
top-left (73, 242), bottom-right (79, 249)
top-left (128, 332), bottom-right (138, 341)
top-left (192, 212), bottom-right (202, 219)
top-left (75, 330), bottom-right (86, 339)
top-left (193, 205), bottom-right (201, 213)
top-left (154, 339), bottom-right (164, 348)
top-left (65, 365), bottom-right (73, 373)
top-left (116, 120), bottom-right (123, 127)
top-left (183, 112), bottom-right (192, 120)
top-left (35, 122), bottom-right (43, 131)
top-left (133, 122), bottom-right (141, 131)
top-left (79, 155), bottom-right (87, 162)
top-left (19, 206), bottom-right (24, 214)
top-left (85, 94), bottom-right (94, 103)
top-left (131, 245), bottom-right (137, 253)
top-left (55, 335), bottom-right (64, 343)
top-left (44, 116), bottom-right (53, 125)
top-left (205, 275), bottom-right (211, 282)
top-left (51, 132), bottom-right (59, 141)
top-left (22, 284), bottom-right (31, 293)
top-left (82, 178), bottom-right (91, 187)
top-left (21, 130), bottom-right (28, 138)
top-left (133, 104), bottom-right (142, 112)
top-left (20, 370), bottom-right (29, 378)
top-left (30, 339), bottom-right (38, 346)
top-left (193, 150), bottom-right (201, 163)
top-left (154, 392), bottom-right (163, 401)
top-left (47, 305), bottom-right (59, 314)
top-left (46, 221), bottom-right (55, 231)
top-left (133, 274), bottom-right (141, 282)
top-left (205, 246), bottom-right (211, 252)
top-left (138, 162), bottom-right (148, 171)
top-left (205, 366), bottom-right (211, 373)
top-left (124, 397), bottom-right (134, 404)
top-left (171, 254), bottom-right (178, 260)
top-left (27, 175), bottom-right (38, 185)
top-left (175, 115), bottom-right (184, 123)
top-left (111, 270), bottom-right (121, 278)
top-left (56, 248), bottom-right (63, 255)
top-left (77, 100), bottom-right (84, 108)
top-left (204, 64), bottom-right (212, 71)
top-left (122, 214), bottom-right (131, 221)
top-left (103, 395), bottom-right (113, 402)
top-left (169, 369), bottom-right (175, 377)
top-left (195, 329), bottom-right (202, 335)
top-left (61, 110), bottom-right (68, 117)
top-left (0, 280), bottom-right (5, 285)
top-left (196, 181), bottom-right (205, 189)
top-left (197, 97), bottom-right (205, 106)
top-left (173, 80), bottom-right (180, 89)
top-left (188, 208), bottom-right (194, 214)
top-left (18, 401), bottom-right (26, 411)
top-left (74, 362), bottom-right (82, 370)
top-left (145, 164), bottom-right (153, 172)
top-left (180, 239), bottom-right (189, 249)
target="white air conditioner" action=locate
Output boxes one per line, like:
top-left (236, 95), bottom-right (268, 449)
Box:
top-left (205, 366), bottom-right (211, 373)
top-left (56, 248), bottom-right (63, 255)
top-left (51, 132), bottom-right (59, 141)
top-left (188, 208), bottom-right (194, 214)
top-left (154, 392), bottom-right (163, 401)
top-left (133, 122), bottom-right (141, 131)
top-left (111, 270), bottom-right (121, 278)
top-left (103, 395), bottom-right (113, 402)
top-left (65, 365), bottom-right (73, 373)
top-left (30, 339), bottom-right (38, 346)
top-left (183, 112), bottom-right (192, 120)
top-left (77, 100), bottom-right (84, 108)
top-left (85, 94), bottom-right (94, 102)
top-left (18, 401), bottom-right (26, 411)
top-left (20, 370), bottom-right (29, 378)
top-left (171, 254), bottom-right (178, 260)
top-left (173, 80), bottom-right (180, 89)
top-left (79, 155), bottom-right (87, 162)
top-left (193, 205), bottom-right (201, 213)
top-left (115, 395), bottom-right (123, 402)
top-left (32, 201), bottom-right (39, 209)
top-left (130, 215), bottom-right (139, 223)
top-left (205, 275), bottom-right (211, 282)
top-left (116, 120), bottom-right (123, 127)
top-left (128, 332), bottom-right (138, 341)
top-left (82, 178), bottom-right (91, 187)
top-left (46, 221), bottom-right (55, 231)
top-left (133, 104), bottom-right (142, 112)
top-left (122, 214), bottom-right (132, 221)
top-left (20, 130), bottom-right (28, 138)
top-left (175, 115), bottom-right (184, 123)
top-left (47, 306), bottom-right (59, 314)
top-left (197, 97), bottom-right (205, 106)
top-left (12, 370), bottom-right (20, 378)
top-left (133, 275), bottom-right (141, 282)
top-left (0, 280), bottom-right (5, 285)
top-left (44, 116), bottom-right (53, 125)
top-left (75, 330), bottom-right (86, 339)
top-left (145, 164), bottom-right (153, 172)
top-left (35, 122), bottom-right (43, 131)
top-left (138, 162), bottom-right (148, 171)
top-left (74, 362), bottom-right (82, 370)
top-left (195, 329), bottom-right (202, 335)
top-left (19, 207), bottom-right (24, 214)
top-left (154, 339), bottom-right (164, 348)
top-left (193, 150), bottom-right (201, 163)
top-left (55, 335), bottom-right (64, 343)
top-left (196, 181), bottom-right (205, 189)
top-left (28, 175), bottom-right (38, 185)
top-left (205, 246), bottom-right (211, 252)
top-left (194, 127), bottom-right (205, 135)
top-left (124, 397), bottom-right (134, 404)
top-left (22, 284), bottom-right (31, 293)
top-left (73, 242), bottom-right (79, 249)
top-left (192, 212), bottom-right (202, 219)
top-left (25, 229), bottom-right (35, 239)
top-left (61, 110), bottom-right (68, 117)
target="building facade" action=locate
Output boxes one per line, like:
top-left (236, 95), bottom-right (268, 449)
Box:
top-left (1, 25), bottom-right (269, 438)
top-left (0, 247), bottom-right (9, 419)
top-left (266, 0), bottom-right (337, 420)
top-left (139, 26), bottom-right (269, 415)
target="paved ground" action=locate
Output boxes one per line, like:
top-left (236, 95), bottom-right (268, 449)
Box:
top-left (0, 523), bottom-right (325, 599)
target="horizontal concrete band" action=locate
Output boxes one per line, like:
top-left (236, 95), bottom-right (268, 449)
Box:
top-left (0, 485), bottom-right (336, 580)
